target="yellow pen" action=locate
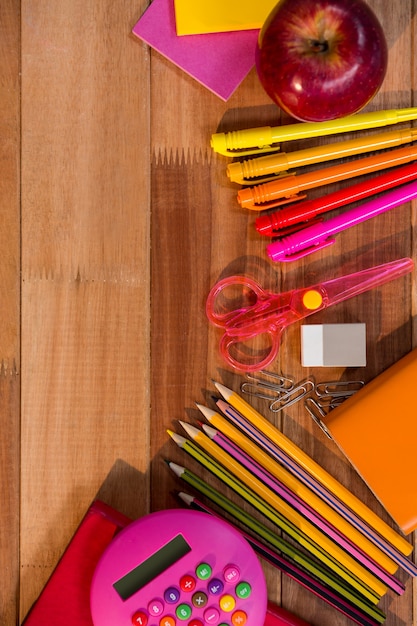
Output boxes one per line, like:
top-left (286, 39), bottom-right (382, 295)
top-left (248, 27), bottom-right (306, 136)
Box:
top-left (227, 128), bottom-right (417, 184)
top-left (213, 382), bottom-right (412, 557)
top-left (237, 144), bottom-right (417, 210)
top-left (211, 107), bottom-right (417, 156)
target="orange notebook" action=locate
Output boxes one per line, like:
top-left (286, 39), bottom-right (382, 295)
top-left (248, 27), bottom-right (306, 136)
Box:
top-left (323, 348), bottom-right (417, 535)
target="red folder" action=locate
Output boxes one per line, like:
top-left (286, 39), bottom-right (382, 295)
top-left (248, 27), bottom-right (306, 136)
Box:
top-left (22, 501), bottom-right (310, 626)
top-left (22, 501), bottom-right (131, 625)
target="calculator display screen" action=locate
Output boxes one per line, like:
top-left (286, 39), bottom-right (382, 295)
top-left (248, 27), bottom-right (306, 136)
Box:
top-left (113, 534), bottom-right (192, 600)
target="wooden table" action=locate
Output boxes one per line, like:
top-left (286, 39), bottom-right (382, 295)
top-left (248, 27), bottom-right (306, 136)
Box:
top-left (1, 1), bottom-right (416, 624)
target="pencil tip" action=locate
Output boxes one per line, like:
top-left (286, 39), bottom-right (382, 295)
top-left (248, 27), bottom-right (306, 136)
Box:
top-left (179, 421), bottom-right (200, 439)
top-left (196, 403), bottom-right (217, 421)
top-left (178, 491), bottom-right (194, 506)
top-left (167, 430), bottom-right (187, 447)
top-left (201, 423), bottom-right (217, 439)
top-left (168, 461), bottom-right (185, 477)
top-left (214, 381), bottom-right (232, 400)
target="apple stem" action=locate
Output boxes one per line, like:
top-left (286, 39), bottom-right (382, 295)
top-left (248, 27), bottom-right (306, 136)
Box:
top-left (309, 39), bottom-right (329, 53)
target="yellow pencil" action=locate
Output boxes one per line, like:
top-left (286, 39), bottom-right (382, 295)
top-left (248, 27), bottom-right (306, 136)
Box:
top-left (168, 429), bottom-right (381, 604)
top-left (196, 404), bottom-right (396, 575)
top-left (213, 382), bottom-right (411, 557)
top-left (178, 421), bottom-right (387, 599)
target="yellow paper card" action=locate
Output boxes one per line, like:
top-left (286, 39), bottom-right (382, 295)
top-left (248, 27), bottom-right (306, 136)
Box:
top-left (173, 0), bottom-right (277, 35)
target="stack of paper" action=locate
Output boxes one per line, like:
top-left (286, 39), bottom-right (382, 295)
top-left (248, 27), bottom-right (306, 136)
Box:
top-left (173, 0), bottom-right (276, 35)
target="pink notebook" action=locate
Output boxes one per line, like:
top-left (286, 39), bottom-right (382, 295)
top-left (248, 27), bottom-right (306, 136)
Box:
top-left (132, 0), bottom-right (259, 100)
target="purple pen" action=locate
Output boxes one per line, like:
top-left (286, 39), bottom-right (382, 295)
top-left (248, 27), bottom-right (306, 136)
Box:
top-left (267, 178), bottom-right (417, 262)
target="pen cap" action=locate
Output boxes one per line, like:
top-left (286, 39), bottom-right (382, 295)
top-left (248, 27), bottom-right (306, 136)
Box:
top-left (255, 198), bottom-right (319, 235)
top-left (211, 127), bottom-right (276, 155)
top-left (255, 213), bottom-right (276, 236)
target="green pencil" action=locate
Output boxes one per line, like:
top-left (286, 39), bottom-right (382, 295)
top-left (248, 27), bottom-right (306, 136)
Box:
top-left (168, 461), bottom-right (385, 624)
top-left (167, 429), bottom-right (381, 605)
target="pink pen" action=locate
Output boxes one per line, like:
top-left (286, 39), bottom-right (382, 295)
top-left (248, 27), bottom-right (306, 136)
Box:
top-left (267, 178), bottom-right (417, 262)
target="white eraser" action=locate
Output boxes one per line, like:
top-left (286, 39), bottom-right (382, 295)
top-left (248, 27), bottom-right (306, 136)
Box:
top-left (301, 324), bottom-right (366, 367)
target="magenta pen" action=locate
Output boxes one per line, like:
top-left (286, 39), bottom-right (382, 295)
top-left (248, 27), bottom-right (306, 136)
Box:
top-left (255, 161), bottom-right (417, 237)
top-left (267, 178), bottom-right (417, 262)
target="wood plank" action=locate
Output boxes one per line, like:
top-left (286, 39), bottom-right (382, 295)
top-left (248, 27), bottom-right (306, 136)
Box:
top-left (149, 1), bottom-right (417, 624)
top-left (0, 0), bottom-right (20, 623)
top-left (5, 0), bottom-right (417, 624)
top-left (19, 1), bottom-right (151, 618)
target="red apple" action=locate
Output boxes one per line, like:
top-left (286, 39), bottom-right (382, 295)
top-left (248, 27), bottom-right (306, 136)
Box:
top-left (255, 0), bottom-right (388, 122)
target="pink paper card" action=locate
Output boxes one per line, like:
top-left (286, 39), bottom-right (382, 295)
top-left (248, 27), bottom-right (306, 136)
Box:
top-left (132, 0), bottom-right (259, 101)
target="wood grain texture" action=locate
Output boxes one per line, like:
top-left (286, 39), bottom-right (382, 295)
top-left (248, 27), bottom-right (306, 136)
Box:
top-left (0, 0), bottom-right (20, 623)
top-left (1, 0), bottom-right (416, 624)
top-left (19, 0), bottom-right (151, 618)
top-left (149, 1), bottom-right (417, 624)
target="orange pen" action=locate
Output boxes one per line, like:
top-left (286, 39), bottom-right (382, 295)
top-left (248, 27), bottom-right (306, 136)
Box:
top-left (237, 144), bottom-right (417, 210)
top-left (228, 128), bottom-right (417, 184)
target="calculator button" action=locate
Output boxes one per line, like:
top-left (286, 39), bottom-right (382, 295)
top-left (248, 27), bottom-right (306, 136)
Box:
top-left (235, 581), bottom-right (252, 599)
top-left (223, 565), bottom-right (240, 584)
top-left (207, 578), bottom-right (224, 596)
top-left (192, 591), bottom-right (208, 608)
top-left (159, 617), bottom-right (175, 626)
top-left (176, 603), bottom-right (192, 620)
top-left (231, 610), bottom-right (247, 626)
top-left (148, 600), bottom-right (164, 616)
top-left (204, 606), bottom-right (220, 624)
top-left (196, 563), bottom-right (212, 580)
top-left (219, 594), bottom-right (235, 612)
top-left (180, 574), bottom-right (196, 592)
top-left (164, 586), bottom-right (180, 604)
top-left (131, 611), bottom-right (148, 626)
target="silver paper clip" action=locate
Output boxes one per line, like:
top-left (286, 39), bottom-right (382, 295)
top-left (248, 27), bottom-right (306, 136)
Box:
top-left (240, 371), bottom-right (295, 402)
top-left (304, 398), bottom-right (333, 439)
top-left (314, 380), bottom-right (364, 410)
top-left (269, 379), bottom-right (315, 413)
top-left (315, 380), bottom-right (364, 397)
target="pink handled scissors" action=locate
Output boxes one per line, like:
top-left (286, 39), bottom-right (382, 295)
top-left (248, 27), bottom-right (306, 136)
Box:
top-left (206, 258), bottom-right (414, 372)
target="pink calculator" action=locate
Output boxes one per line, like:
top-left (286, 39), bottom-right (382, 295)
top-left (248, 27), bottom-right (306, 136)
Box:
top-left (90, 509), bottom-right (267, 626)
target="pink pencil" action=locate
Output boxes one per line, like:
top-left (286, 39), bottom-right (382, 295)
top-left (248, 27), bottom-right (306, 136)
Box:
top-left (201, 422), bottom-right (403, 595)
top-left (213, 397), bottom-right (417, 578)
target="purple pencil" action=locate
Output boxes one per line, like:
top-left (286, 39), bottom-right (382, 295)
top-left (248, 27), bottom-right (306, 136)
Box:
top-left (179, 492), bottom-right (383, 626)
top-left (210, 398), bottom-right (417, 578)
top-left (200, 422), bottom-right (403, 595)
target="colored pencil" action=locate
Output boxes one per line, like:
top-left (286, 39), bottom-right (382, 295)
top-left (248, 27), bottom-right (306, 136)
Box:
top-left (178, 490), bottom-right (385, 626)
top-left (213, 382), bottom-right (412, 559)
top-left (168, 427), bottom-right (384, 603)
top-left (167, 460), bottom-right (386, 625)
top-left (201, 422), bottom-right (403, 595)
top-left (198, 404), bottom-right (401, 581)
top-left (179, 421), bottom-right (387, 598)
top-left (211, 397), bottom-right (417, 578)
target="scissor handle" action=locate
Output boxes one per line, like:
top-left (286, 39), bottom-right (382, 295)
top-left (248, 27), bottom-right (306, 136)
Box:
top-left (219, 326), bottom-right (282, 372)
top-left (206, 275), bottom-right (268, 327)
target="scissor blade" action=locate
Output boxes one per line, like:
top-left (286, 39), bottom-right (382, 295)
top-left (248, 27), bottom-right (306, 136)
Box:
top-left (320, 258), bottom-right (414, 307)
top-left (221, 295), bottom-right (291, 335)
